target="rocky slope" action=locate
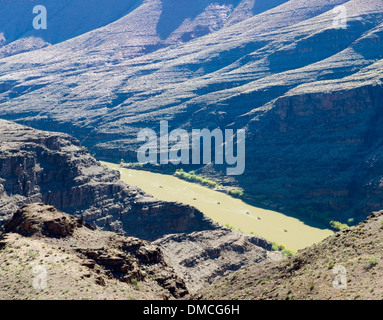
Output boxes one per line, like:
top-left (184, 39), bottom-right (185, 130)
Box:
top-left (0, 120), bottom-right (281, 294)
top-left (154, 229), bottom-right (281, 293)
top-left (203, 210), bottom-right (383, 300)
top-left (0, 0), bottom-right (281, 59)
top-left (0, 203), bottom-right (187, 300)
top-left (1, 0), bottom-right (383, 223)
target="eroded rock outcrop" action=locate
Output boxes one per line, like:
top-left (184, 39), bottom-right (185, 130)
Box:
top-left (155, 229), bottom-right (281, 293)
top-left (0, 203), bottom-right (188, 299)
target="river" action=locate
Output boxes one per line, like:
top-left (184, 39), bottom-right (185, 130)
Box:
top-left (101, 161), bottom-right (333, 251)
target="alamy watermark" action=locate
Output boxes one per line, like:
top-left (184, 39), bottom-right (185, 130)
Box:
top-left (332, 265), bottom-right (347, 289)
top-left (32, 264), bottom-right (48, 290)
top-left (136, 121), bottom-right (246, 175)
top-left (33, 5), bottom-right (47, 30)
top-left (333, 5), bottom-right (347, 29)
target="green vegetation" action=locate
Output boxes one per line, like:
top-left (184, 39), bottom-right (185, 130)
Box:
top-left (365, 256), bottom-right (378, 270)
top-left (290, 205), bottom-right (356, 232)
top-left (309, 283), bottom-right (315, 292)
top-left (174, 170), bottom-right (255, 202)
top-left (175, 169), bottom-right (220, 188)
top-left (271, 242), bottom-right (285, 252)
top-left (130, 278), bottom-right (140, 290)
top-left (329, 221), bottom-right (349, 231)
top-left (224, 224), bottom-right (242, 233)
top-left (271, 242), bottom-right (295, 257)
top-left (124, 162), bottom-right (143, 168)
top-left (227, 189), bottom-right (244, 198)
top-left (282, 250), bottom-right (294, 258)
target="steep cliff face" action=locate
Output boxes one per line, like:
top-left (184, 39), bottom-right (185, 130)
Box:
top-left (233, 83), bottom-right (383, 223)
top-left (0, 119), bottom-right (217, 239)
